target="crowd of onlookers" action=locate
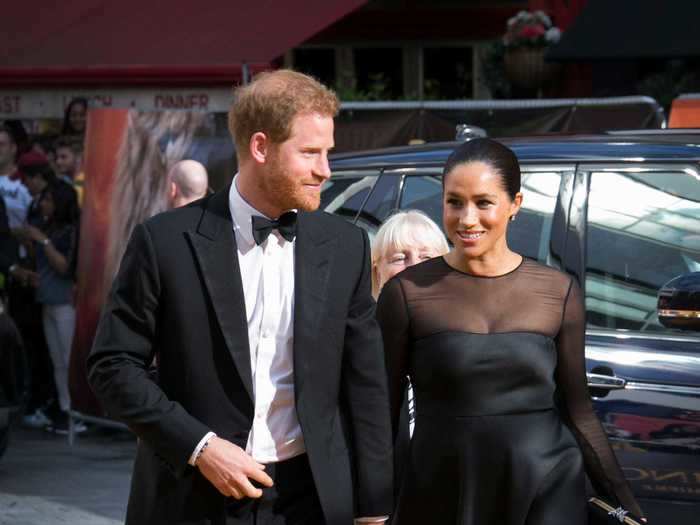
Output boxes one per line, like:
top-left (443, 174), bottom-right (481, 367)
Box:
top-left (0, 98), bottom-right (86, 435)
top-left (0, 98), bottom-right (213, 436)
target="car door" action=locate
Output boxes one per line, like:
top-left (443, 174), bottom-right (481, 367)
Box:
top-left (573, 163), bottom-right (700, 523)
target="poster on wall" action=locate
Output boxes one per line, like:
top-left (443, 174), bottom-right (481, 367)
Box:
top-left (69, 108), bottom-right (235, 416)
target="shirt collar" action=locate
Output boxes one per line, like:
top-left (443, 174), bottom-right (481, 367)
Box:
top-left (229, 173), bottom-right (267, 247)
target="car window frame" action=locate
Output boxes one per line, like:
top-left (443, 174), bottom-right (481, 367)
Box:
top-left (575, 161), bottom-right (700, 344)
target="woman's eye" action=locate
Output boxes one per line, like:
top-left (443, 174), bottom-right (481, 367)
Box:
top-left (446, 198), bottom-right (462, 207)
top-left (477, 200), bottom-right (493, 208)
top-left (389, 255), bottom-right (406, 264)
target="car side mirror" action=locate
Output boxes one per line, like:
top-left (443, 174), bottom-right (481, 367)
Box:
top-left (658, 272), bottom-right (700, 331)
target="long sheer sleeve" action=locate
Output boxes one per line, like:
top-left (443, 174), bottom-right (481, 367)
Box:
top-left (555, 279), bottom-right (643, 518)
top-left (376, 277), bottom-right (411, 440)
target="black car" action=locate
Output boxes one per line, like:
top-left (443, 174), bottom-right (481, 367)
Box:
top-left (325, 135), bottom-right (700, 524)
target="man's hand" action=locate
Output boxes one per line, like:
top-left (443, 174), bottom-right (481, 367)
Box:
top-left (195, 436), bottom-right (273, 499)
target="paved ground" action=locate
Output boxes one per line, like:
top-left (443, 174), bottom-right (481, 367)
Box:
top-left (0, 422), bottom-right (135, 525)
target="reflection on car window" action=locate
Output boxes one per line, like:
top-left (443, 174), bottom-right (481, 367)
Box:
top-left (507, 171), bottom-right (562, 264)
top-left (321, 171), bottom-right (379, 222)
top-left (400, 175), bottom-right (443, 226)
top-left (585, 169), bottom-right (700, 334)
top-left (355, 173), bottom-right (402, 239)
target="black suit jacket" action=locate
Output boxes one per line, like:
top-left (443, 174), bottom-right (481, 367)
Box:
top-left (88, 187), bottom-right (394, 525)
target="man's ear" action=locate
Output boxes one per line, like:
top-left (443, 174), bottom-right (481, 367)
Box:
top-left (249, 132), bottom-right (269, 164)
top-left (170, 181), bottom-right (178, 200)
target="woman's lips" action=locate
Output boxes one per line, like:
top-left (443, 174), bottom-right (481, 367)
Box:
top-left (456, 230), bottom-right (485, 244)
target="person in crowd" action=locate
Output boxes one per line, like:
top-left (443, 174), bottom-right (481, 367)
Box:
top-left (0, 197), bottom-right (26, 410)
top-left (371, 209), bottom-right (448, 299)
top-left (167, 159), bottom-right (210, 208)
top-left (370, 209), bottom-right (448, 496)
top-left (19, 151), bottom-right (56, 227)
top-left (13, 152), bottom-right (59, 429)
top-left (377, 138), bottom-right (645, 524)
top-left (0, 192), bottom-right (26, 410)
top-left (0, 126), bottom-right (32, 230)
top-left (53, 136), bottom-right (82, 185)
top-left (61, 98), bottom-right (88, 137)
top-left (2, 120), bottom-right (30, 157)
top-left (30, 134), bottom-right (58, 175)
top-left (88, 70), bottom-right (393, 525)
top-left (23, 181), bottom-right (81, 434)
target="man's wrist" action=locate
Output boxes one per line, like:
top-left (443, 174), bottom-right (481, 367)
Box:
top-left (188, 431), bottom-right (217, 466)
top-left (354, 516), bottom-right (389, 524)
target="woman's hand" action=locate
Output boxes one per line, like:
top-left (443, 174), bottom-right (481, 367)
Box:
top-left (24, 225), bottom-right (48, 244)
top-left (10, 266), bottom-right (39, 287)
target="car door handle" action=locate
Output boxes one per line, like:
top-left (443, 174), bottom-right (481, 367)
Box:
top-left (587, 373), bottom-right (627, 390)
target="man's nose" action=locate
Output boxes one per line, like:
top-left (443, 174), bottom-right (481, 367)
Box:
top-left (315, 153), bottom-right (331, 180)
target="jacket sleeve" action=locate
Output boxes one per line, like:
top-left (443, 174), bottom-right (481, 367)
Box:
top-left (87, 222), bottom-right (210, 476)
top-left (340, 227), bottom-right (394, 517)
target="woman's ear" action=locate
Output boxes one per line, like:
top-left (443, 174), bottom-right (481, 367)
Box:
top-left (510, 192), bottom-right (523, 219)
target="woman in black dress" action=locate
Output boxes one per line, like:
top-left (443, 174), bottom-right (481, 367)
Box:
top-left (377, 139), bottom-right (645, 525)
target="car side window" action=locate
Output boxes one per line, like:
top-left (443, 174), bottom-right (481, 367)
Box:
top-left (321, 170), bottom-right (379, 221)
top-left (585, 168), bottom-right (700, 334)
top-left (399, 171), bottom-right (562, 265)
top-left (508, 170), bottom-right (563, 264)
top-left (400, 175), bottom-right (443, 227)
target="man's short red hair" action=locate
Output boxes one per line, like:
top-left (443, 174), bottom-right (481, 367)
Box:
top-left (228, 69), bottom-right (340, 159)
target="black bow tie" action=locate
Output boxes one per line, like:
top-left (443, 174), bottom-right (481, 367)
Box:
top-left (251, 211), bottom-right (297, 245)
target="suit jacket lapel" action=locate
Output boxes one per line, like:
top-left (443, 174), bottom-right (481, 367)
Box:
top-left (293, 211), bottom-right (336, 400)
top-left (186, 186), bottom-right (254, 402)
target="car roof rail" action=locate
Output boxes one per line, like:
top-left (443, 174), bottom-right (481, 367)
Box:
top-left (606, 128), bottom-right (700, 135)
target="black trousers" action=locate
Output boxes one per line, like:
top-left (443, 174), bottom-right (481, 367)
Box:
top-left (224, 453), bottom-right (325, 525)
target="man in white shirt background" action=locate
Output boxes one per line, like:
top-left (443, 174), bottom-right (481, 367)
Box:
top-left (0, 127), bottom-right (31, 230)
top-left (88, 70), bottom-right (393, 525)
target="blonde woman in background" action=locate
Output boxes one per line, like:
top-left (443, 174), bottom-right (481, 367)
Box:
top-left (371, 209), bottom-right (449, 484)
top-left (371, 210), bottom-right (449, 299)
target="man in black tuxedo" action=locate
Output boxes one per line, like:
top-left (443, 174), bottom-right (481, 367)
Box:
top-left (88, 70), bottom-right (393, 525)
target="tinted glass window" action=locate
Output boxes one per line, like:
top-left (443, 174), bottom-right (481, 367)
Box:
top-left (321, 171), bottom-right (379, 222)
top-left (585, 169), bottom-right (700, 333)
top-left (508, 171), bottom-right (563, 263)
top-left (400, 175), bottom-right (443, 226)
top-left (355, 173), bottom-right (402, 239)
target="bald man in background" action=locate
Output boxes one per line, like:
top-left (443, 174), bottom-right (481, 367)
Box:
top-left (169, 159), bottom-right (209, 208)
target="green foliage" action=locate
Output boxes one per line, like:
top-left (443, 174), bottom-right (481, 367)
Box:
top-left (637, 61), bottom-right (700, 111)
top-left (479, 42), bottom-right (513, 99)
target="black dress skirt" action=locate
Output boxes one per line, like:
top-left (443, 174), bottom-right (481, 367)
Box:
top-left (377, 257), bottom-right (643, 525)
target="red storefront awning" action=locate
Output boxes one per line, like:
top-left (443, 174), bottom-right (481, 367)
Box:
top-left (0, 0), bottom-right (368, 86)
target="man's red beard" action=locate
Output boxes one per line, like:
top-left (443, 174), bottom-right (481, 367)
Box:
top-left (261, 156), bottom-right (323, 214)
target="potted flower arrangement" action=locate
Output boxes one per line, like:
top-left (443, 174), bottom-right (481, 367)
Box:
top-left (503, 10), bottom-right (562, 91)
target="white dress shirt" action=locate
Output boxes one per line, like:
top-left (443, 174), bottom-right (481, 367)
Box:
top-left (189, 176), bottom-right (304, 465)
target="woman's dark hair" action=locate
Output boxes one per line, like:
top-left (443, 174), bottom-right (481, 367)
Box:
top-left (42, 181), bottom-right (80, 229)
top-left (61, 97), bottom-right (88, 135)
top-left (443, 138), bottom-right (521, 200)
top-left (23, 162), bottom-right (56, 184)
